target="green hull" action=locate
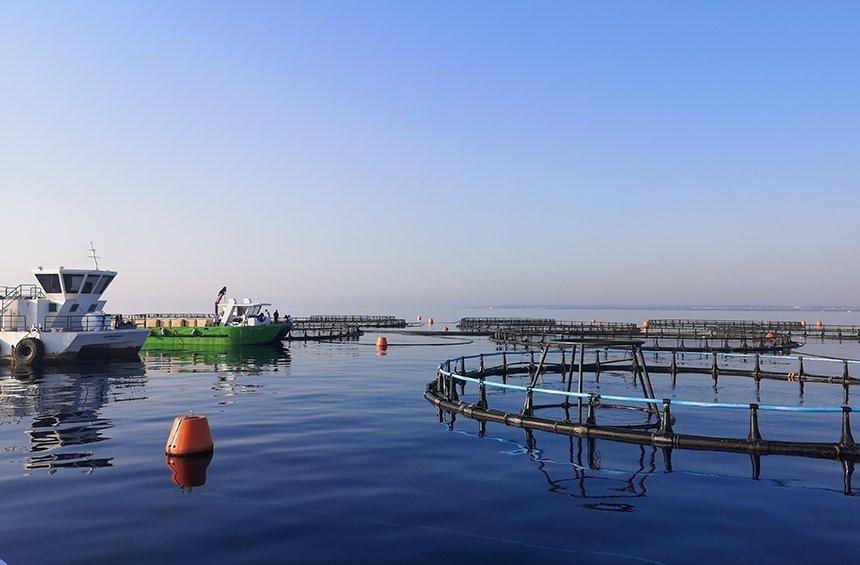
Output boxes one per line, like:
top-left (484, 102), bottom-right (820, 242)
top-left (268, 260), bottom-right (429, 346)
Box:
top-left (142, 324), bottom-right (283, 349)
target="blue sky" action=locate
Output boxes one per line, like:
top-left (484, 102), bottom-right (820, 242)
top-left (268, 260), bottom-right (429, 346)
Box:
top-left (1, 2), bottom-right (858, 311)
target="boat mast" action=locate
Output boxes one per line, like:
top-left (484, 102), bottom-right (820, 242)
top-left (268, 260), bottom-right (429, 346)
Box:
top-left (88, 241), bottom-right (102, 270)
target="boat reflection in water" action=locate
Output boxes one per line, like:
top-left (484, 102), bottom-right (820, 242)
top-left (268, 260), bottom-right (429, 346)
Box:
top-left (142, 345), bottom-right (292, 405)
top-left (141, 344), bottom-right (291, 373)
top-left (0, 362), bottom-right (146, 473)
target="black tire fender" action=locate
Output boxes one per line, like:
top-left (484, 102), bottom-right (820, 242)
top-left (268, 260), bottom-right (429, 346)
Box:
top-left (14, 337), bottom-right (45, 365)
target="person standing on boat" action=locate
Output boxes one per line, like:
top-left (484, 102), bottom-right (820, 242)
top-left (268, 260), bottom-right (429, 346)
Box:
top-left (273, 310), bottom-right (279, 324)
top-left (215, 286), bottom-right (227, 314)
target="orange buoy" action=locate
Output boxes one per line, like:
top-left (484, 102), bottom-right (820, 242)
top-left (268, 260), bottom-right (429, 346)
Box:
top-left (765, 331), bottom-right (774, 340)
top-left (800, 320), bottom-right (807, 328)
top-left (642, 320), bottom-right (651, 331)
top-left (376, 336), bottom-right (388, 350)
top-left (166, 452), bottom-right (213, 489)
top-left (165, 414), bottom-right (214, 456)
top-left (815, 320), bottom-right (824, 329)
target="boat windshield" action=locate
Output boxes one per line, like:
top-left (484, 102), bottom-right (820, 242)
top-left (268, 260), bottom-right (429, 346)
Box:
top-left (94, 275), bottom-right (114, 294)
top-left (36, 274), bottom-right (62, 293)
top-left (62, 274), bottom-right (85, 294)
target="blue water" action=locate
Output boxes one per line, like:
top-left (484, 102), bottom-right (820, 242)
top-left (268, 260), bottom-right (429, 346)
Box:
top-left (1, 309), bottom-right (859, 563)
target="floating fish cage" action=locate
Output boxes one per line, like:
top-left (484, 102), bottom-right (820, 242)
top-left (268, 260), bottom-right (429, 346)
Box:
top-left (495, 332), bottom-right (800, 354)
top-left (301, 315), bottom-right (407, 329)
top-left (459, 317), bottom-right (559, 331)
top-left (283, 325), bottom-right (362, 341)
top-left (425, 341), bottom-right (860, 466)
top-left (649, 318), bottom-right (860, 341)
top-left (459, 317), bottom-right (860, 342)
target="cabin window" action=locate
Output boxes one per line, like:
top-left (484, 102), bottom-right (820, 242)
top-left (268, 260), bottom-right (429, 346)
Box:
top-left (69, 304), bottom-right (80, 312)
top-left (48, 303), bottom-right (58, 312)
top-left (87, 304), bottom-right (98, 312)
top-left (94, 275), bottom-right (115, 294)
top-left (81, 275), bottom-right (98, 294)
top-left (36, 274), bottom-right (62, 293)
top-left (62, 274), bottom-right (85, 294)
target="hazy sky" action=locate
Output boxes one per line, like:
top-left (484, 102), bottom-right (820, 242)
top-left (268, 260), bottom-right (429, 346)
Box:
top-left (1, 1), bottom-right (858, 312)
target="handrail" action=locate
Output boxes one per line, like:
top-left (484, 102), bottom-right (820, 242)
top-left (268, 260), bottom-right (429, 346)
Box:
top-left (0, 314), bottom-right (28, 331)
top-left (44, 314), bottom-right (115, 331)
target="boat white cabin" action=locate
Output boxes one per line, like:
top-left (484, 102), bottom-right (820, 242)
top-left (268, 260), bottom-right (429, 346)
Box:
top-left (216, 298), bottom-right (274, 326)
top-left (0, 266), bottom-right (149, 364)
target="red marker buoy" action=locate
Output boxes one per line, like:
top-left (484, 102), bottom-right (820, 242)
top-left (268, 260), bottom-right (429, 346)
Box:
top-left (376, 336), bottom-right (388, 351)
top-left (165, 414), bottom-right (213, 456)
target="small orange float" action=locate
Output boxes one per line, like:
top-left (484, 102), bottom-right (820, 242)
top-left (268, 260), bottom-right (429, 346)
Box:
top-left (376, 336), bottom-right (388, 350)
top-left (165, 414), bottom-right (214, 456)
top-left (642, 320), bottom-right (651, 331)
top-left (815, 320), bottom-right (824, 329)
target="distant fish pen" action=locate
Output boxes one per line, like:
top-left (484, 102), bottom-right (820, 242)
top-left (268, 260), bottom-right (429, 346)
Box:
top-left (496, 332), bottom-right (799, 354)
top-left (284, 324), bottom-right (363, 342)
top-left (283, 315), bottom-right (406, 341)
top-left (425, 342), bottom-right (860, 468)
top-left (302, 315), bottom-right (407, 328)
top-left (459, 317), bottom-right (860, 342)
top-left (460, 318), bottom-right (800, 353)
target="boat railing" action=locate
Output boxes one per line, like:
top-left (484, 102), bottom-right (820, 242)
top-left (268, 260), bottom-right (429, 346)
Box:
top-left (43, 314), bottom-right (116, 332)
top-left (0, 284), bottom-right (44, 301)
top-left (0, 284), bottom-right (45, 319)
top-left (0, 315), bottom-right (28, 331)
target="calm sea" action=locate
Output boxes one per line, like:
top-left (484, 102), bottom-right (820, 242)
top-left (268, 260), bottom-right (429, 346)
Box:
top-left (1, 308), bottom-right (859, 563)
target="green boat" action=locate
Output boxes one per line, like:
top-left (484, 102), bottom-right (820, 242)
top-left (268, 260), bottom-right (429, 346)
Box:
top-left (140, 298), bottom-right (291, 350)
top-left (142, 324), bottom-right (284, 348)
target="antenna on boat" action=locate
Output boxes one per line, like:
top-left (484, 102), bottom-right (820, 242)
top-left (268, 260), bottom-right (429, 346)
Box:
top-left (88, 241), bottom-right (102, 270)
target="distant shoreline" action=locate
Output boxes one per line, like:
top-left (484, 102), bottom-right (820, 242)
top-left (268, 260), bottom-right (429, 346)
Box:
top-left (468, 305), bottom-right (858, 313)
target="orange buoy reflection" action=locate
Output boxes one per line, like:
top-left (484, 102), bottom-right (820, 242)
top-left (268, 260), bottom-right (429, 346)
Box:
top-left (166, 452), bottom-right (213, 490)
